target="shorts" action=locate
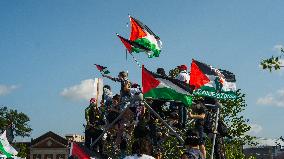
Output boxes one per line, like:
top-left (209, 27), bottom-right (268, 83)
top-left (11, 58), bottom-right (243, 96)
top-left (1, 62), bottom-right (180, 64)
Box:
top-left (197, 126), bottom-right (206, 145)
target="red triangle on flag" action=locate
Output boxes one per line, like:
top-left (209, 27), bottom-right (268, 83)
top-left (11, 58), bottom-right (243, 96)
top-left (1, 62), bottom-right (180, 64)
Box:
top-left (130, 16), bottom-right (147, 41)
top-left (117, 34), bottom-right (132, 53)
top-left (142, 65), bottom-right (160, 94)
top-left (190, 59), bottom-right (210, 90)
top-left (95, 64), bottom-right (104, 71)
top-left (70, 142), bottom-right (90, 159)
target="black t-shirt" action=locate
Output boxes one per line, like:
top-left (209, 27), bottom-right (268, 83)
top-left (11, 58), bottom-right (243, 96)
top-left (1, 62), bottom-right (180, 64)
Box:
top-left (195, 108), bottom-right (206, 127)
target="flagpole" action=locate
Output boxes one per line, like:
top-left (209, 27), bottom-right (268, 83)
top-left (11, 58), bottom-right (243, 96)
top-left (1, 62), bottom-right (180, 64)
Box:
top-left (210, 101), bottom-right (221, 159)
top-left (69, 142), bottom-right (73, 157)
top-left (130, 53), bottom-right (142, 68)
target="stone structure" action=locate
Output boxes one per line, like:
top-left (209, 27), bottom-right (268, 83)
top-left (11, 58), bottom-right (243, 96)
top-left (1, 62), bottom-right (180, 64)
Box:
top-left (30, 131), bottom-right (69, 159)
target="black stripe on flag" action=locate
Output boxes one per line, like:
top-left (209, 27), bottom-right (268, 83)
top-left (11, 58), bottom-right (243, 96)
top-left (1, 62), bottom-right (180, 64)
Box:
top-left (144, 67), bottom-right (193, 94)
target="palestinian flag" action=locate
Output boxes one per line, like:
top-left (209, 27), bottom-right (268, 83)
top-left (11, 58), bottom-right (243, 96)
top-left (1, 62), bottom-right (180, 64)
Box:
top-left (117, 16), bottom-right (162, 58)
top-left (70, 142), bottom-right (90, 159)
top-left (190, 59), bottom-right (237, 99)
top-left (142, 66), bottom-right (192, 106)
top-left (94, 64), bottom-right (110, 74)
top-left (0, 131), bottom-right (18, 158)
top-left (116, 33), bottom-right (151, 53)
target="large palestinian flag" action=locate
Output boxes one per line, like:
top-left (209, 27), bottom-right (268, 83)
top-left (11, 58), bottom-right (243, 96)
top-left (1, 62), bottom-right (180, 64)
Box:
top-left (190, 59), bottom-right (237, 99)
top-left (142, 66), bottom-right (192, 106)
top-left (117, 16), bottom-right (162, 58)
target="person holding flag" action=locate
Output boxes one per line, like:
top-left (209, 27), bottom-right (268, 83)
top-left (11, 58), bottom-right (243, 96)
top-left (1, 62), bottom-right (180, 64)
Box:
top-left (102, 71), bottom-right (132, 108)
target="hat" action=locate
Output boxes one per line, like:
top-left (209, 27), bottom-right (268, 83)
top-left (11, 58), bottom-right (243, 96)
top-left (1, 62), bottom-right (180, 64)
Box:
top-left (90, 98), bottom-right (96, 104)
top-left (178, 65), bottom-right (187, 71)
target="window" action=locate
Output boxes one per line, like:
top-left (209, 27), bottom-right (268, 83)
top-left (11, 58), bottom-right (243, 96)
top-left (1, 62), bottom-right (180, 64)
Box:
top-left (45, 154), bottom-right (53, 159)
top-left (56, 154), bottom-right (65, 159)
top-left (33, 154), bottom-right (41, 159)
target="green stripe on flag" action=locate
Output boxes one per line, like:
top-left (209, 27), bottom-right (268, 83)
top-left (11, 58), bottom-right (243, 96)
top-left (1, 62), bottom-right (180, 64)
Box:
top-left (0, 141), bottom-right (13, 158)
top-left (144, 87), bottom-right (192, 106)
top-left (134, 38), bottom-right (161, 58)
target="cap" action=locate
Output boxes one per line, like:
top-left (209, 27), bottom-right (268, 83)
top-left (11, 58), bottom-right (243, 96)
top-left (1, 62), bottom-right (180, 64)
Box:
top-left (90, 98), bottom-right (96, 104)
top-left (178, 65), bottom-right (187, 71)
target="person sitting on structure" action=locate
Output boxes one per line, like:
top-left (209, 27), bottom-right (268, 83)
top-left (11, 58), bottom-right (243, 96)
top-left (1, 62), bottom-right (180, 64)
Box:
top-left (188, 102), bottom-right (207, 159)
top-left (181, 129), bottom-right (204, 159)
top-left (84, 98), bottom-right (105, 153)
top-left (107, 94), bottom-right (121, 125)
top-left (101, 85), bottom-right (113, 120)
top-left (102, 71), bottom-right (132, 107)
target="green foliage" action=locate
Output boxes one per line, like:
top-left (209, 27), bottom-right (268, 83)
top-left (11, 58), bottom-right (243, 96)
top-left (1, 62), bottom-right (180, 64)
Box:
top-left (0, 106), bottom-right (32, 139)
top-left (260, 48), bottom-right (284, 72)
top-left (13, 143), bottom-right (29, 158)
top-left (218, 90), bottom-right (256, 158)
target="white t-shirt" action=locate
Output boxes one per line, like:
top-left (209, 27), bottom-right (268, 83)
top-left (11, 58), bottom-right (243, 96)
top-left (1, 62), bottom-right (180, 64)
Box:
top-left (176, 70), bottom-right (190, 84)
top-left (124, 154), bottom-right (155, 159)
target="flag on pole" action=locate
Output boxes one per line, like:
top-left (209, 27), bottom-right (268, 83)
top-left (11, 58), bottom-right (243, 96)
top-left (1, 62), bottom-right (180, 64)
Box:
top-left (0, 131), bottom-right (18, 158)
top-left (117, 34), bottom-right (151, 53)
top-left (190, 59), bottom-right (237, 99)
top-left (117, 16), bottom-right (162, 58)
top-left (142, 66), bottom-right (192, 106)
top-left (94, 64), bottom-right (110, 74)
top-left (70, 142), bottom-right (90, 159)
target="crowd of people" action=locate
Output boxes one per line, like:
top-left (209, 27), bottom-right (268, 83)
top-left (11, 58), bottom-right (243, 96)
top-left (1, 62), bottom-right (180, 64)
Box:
top-left (83, 65), bottom-right (227, 159)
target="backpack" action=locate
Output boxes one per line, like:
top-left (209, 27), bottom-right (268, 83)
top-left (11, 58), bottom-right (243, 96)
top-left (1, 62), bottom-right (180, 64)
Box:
top-left (203, 111), bottom-right (213, 134)
top-left (218, 120), bottom-right (229, 137)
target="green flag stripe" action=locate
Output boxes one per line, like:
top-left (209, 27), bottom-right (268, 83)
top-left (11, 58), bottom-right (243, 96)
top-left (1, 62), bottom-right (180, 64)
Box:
top-left (144, 87), bottom-right (192, 106)
top-left (133, 38), bottom-right (161, 57)
top-left (0, 141), bottom-right (13, 158)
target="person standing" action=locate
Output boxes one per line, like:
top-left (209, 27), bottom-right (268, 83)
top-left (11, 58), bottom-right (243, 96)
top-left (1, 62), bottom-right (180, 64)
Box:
top-left (176, 65), bottom-right (190, 128)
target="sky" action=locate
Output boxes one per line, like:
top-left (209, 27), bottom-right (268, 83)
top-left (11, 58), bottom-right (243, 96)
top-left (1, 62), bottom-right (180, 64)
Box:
top-left (1, 0), bottom-right (284, 141)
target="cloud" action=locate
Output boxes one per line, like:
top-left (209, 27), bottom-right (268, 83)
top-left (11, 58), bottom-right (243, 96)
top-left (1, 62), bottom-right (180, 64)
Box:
top-left (273, 44), bottom-right (283, 52)
top-left (0, 84), bottom-right (18, 96)
top-left (257, 88), bottom-right (284, 107)
top-left (60, 79), bottom-right (97, 101)
top-left (255, 138), bottom-right (284, 147)
top-left (248, 123), bottom-right (263, 135)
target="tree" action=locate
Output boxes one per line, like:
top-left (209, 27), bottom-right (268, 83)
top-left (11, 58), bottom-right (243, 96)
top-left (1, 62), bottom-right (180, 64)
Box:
top-left (0, 107), bottom-right (32, 140)
top-left (219, 90), bottom-right (256, 159)
top-left (260, 48), bottom-right (284, 72)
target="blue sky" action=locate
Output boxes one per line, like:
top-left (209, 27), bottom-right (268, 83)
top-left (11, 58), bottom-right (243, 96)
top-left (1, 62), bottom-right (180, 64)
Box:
top-left (1, 0), bottom-right (284, 141)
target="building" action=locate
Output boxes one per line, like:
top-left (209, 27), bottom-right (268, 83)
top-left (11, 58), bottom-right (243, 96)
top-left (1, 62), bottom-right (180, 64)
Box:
top-left (244, 138), bottom-right (284, 159)
top-left (65, 134), bottom-right (85, 142)
top-left (30, 131), bottom-right (69, 159)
